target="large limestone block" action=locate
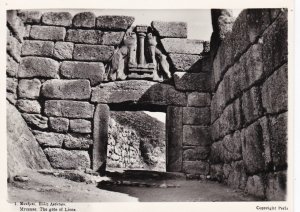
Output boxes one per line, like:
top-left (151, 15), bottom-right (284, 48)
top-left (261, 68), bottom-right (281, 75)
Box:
top-left (21, 40), bottom-right (54, 57)
top-left (183, 125), bottom-right (211, 146)
top-left (183, 107), bottom-right (210, 125)
top-left (166, 106), bottom-right (183, 172)
top-left (7, 101), bottom-right (51, 178)
top-left (7, 35), bottom-right (21, 62)
top-left (49, 117), bottom-right (69, 132)
top-left (245, 175), bottom-right (265, 199)
top-left (18, 57), bottom-right (59, 78)
top-left (72, 12), bottom-right (96, 28)
top-left (18, 10), bottom-right (42, 24)
top-left (66, 29), bottom-right (103, 44)
top-left (41, 79), bottom-right (91, 100)
top-left (30, 25), bottom-right (66, 41)
top-left (18, 79), bottom-right (41, 99)
top-left (60, 61), bottom-right (105, 86)
top-left (73, 44), bottom-right (114, 62)
top-left (96, 15), bottom-right (134, 30)
top-left (102, 31), bottom-right (125, 45)
top-left (266, 171), bottom-right (286, 201)
top-left (6, 54), bottom-right (18, 77)
top-left (17, 100), bottom-right (41, 114)
top-left (53, 42), bottom-right (74, 60)
top-left (187, 92), bottom-right (211, 107)
top-left (69, 119), bottom-right (92, 133)
top-left (182, 161), bottom-right (209, 175)
top-left (43, 148), bottom-right (90, 169)
top-left (91, 80), bottom-right (187, 106)
top-left (22, 113), bottom-right (48, 129)
top-left (44, 100), bottom-right (94, 118)
top-left (161, 38), bottom-right (203, 54)
top-left (33, 131), bottom-right (66, 148)
top-left (169, 54), bottom-right (202, 72)
top-left (174, 72), bottom-right (210, 92)
top-left (41, 12), bottom-right (73, 26)
top-left (151, 21), bottom-right (187, 38)
top-left (262, 64), bottom-right (288, 114)
top-left (183, 147), bottom-right (210, 161)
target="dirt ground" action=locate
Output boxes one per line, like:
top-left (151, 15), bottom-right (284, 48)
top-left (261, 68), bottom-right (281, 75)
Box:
top-left (8, 170), bottom-right (258, 203)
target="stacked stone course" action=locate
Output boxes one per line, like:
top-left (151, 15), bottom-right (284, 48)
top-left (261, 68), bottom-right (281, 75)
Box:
top-left (210, 9), bottom-right (288, 200)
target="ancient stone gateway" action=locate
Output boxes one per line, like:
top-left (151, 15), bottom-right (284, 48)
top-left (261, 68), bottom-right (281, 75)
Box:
top-left (6, 9), bottom-right (288, 200)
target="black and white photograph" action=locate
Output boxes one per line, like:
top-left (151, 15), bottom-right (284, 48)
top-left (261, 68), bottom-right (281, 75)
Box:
top-left (3, 1), bottom-right (295, 210)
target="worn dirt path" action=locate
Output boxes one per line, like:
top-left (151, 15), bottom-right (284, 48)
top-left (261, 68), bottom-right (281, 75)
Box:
top-left (8, 170), bottom-right (258, 202)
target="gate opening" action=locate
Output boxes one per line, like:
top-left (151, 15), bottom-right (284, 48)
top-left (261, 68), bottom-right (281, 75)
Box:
top-left (106, 110), bottom-right (166, 172)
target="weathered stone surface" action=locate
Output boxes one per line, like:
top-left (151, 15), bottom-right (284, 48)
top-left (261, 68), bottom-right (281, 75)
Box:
top-left (30, 25), bottom-right (66, 41)
top-left (7, 92), bottom-right (17, 105)
top-left (21, 40), bottom-right (54, 57)
top-left (183, 125), bottom-right (211, 146)
top-left (7, 10), bottom-right (26, 42)
top-left (218, 99), bottom-right (241, 137)
top-left (17, 100), bottom-right (41, 113)
top-left (161, 38), bottom-right (203, 54)
top-left (7, 35), bottom-right (21, 62)
top-left (18, 10), bottom-right (41, 24)
top-left (33, 131), bottom-right (65, 147)
top-left (174, 72), bottom-right (210, 92)
top-left (18, 79), bottom-right (41, 99)
top-left (60, 61), bottom-right (105, 86)
top-left (210, 164), bottom-right (224, 181)
top-left (266, 171), bottom-right (286, 201)
top-left (7, 78), bottom-right (18, 94)
top-left (41, 79), bottom-right (91, 100)
top-left (53, 42), bottom-right (74, 60)
top-left (245, 175), bottom-right (265, 199)
top-left (242, 86), bottom-right (263, 124)
top-left (269, 112), bottom-right (287, 169)
top-left (24, 25), bottom-right (31, 38)
top-left (41, 12), bottom-right (72, 26)
top-left (69, 119), bottom-right (92, 133)
top-left (22, 114), bottom-right (48, 129)
top-left (102, 31), bottom-right (125, 45)
top-left (44, 100), bottom-right (94, 118)
top-left (7, 101), bottom-right (51, 178)
top-left (96, 16), bottom-right (134, 30)
top-left (183, 107), bottom-right (210, 125)
top-left (7, 55), bottom-right (18, 77)
top-left (211, 81), bottom-right (226, 123)
top-left (93, 104), bottom-right (109, 171)
top-left (166, 107), bottom-right (183, 172)
top-left (169, 54), bottom-right (202, 72)
top-left (49, 117), bottom-right (69, 132)
top-left (91, 80), bottom-right (187, 106)
top-left (262, 11), bottom-right (287, 76)
top-left (241, 121), bottom-right (266, 174)
top-left (73, 44), bottom-right (114, 62)
top-left (43, 148), bottom-right (90, 169)
top-left (64, 134), bottom-right (93, 150)
top-left (262, 64), bottom-right (288, 114)
top-left (227, 161), bottom-right (247, 190)
top-left (66, 29), bottom-right (102, 44)
top-left (183, 147), bottom-right (210, 161)
top-left (18, 57), bottom-right (59, 78)
top-left (151, 21), bottom-right (187, 38)
top-left (182, 161), bottom-right (209, 175)
top-left (73, 12), bottom-right (96, 28)
top-left (187, 92), bottom-right (211, 107)
top-left (210, 131), bottom-right (242, 164)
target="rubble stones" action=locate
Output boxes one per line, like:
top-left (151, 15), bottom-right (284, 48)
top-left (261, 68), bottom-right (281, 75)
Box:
top-left (44, 100), bottom-right (94, 118)
top-left (41, 12), bottom-right (73, 26)
top-left (151, 21), bottom-right (187, 38)
top-left (96, 15), bottom-right (134, 30)
top-left (18, 79), bottom-right (41, 99)
top-left (18, 57), bottom-right (59, 78)
top-left (60, 61), bottom-right (105, 86)
top-left (41, 79), bottom-right (91, 100)
top-left (43, 148), bottom-right (90, 169)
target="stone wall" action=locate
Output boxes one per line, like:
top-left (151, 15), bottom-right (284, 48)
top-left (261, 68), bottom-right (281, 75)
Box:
top-left (107, 111), bottom-right (166, 171)
top-left (209, 9), bottom-right (288, 200)
top-left (7, 10), bottom-right (211, 175)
